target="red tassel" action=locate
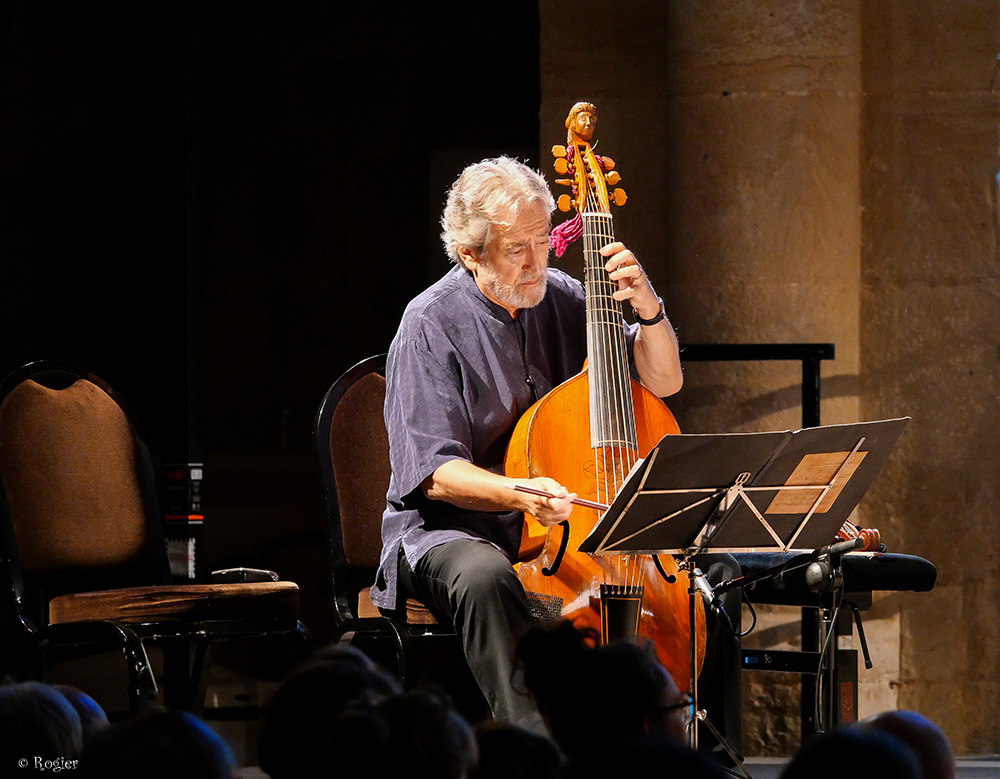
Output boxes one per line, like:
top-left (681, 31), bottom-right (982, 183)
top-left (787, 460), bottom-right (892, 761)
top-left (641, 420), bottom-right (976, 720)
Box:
top-left (549, 212), bottom-right (583, 257)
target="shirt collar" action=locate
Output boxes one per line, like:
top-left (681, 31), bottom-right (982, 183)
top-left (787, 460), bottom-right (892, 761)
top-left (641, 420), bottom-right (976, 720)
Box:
top-left (456, 265), bottom-right (520, 323)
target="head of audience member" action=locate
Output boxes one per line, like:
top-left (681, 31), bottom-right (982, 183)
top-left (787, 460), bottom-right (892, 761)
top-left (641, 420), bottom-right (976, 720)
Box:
top-left (53, 685), bottom-right (109, 746)
top-left (562, 734), bottom-right (728, 779)
top-left (517, 620), bottom-right (690, 757)
top-left (780, 724), bottom-right (923, 779)
top-left (375, 689), bottom-right (478, 779)
top-left (256, 644), bottom-right (402, 779)
top-left (472, 720), bottom-right (563, 779)
top-left (78, 708), bottom-right (235, 779)
top-left (0, 681), bottom-right (83, 763)
top-left (318, 687), bottom-right (477, 778)
top-left (854, 709), bottom-right (954, 779)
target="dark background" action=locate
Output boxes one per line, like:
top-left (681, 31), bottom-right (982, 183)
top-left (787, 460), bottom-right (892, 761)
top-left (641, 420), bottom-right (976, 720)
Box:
top-left (1, 2), bottom-right (541, 638)
top-left (1, 1), bottom-right (541, 459)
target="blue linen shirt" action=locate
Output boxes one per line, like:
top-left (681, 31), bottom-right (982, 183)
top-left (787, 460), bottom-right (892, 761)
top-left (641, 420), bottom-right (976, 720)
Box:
top-left (371, 264), bottom-right (639, 611)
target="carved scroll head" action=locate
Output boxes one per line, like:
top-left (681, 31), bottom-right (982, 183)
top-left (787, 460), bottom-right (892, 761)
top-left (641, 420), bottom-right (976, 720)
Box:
top-left (565, 101), bottom-right (597, 144)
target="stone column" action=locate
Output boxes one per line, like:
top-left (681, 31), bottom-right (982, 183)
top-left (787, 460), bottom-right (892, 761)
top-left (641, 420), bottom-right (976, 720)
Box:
top-left (541, 0), bottom-right (1000, 756)
top-left (860, 1), bottom-right (1000, 755)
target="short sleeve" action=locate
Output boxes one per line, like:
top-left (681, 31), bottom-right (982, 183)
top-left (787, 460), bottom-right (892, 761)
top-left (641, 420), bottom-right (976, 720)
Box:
top-left (384, 323), bottom-right (473, 500)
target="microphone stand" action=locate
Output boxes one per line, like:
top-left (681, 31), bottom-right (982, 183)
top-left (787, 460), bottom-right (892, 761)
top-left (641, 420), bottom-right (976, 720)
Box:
top-left (681, 559), bottom-right (751, 779)
top-left (710, 536), bottom-right (864, 735)
top-left (711, 537), bottom-right (864, 603)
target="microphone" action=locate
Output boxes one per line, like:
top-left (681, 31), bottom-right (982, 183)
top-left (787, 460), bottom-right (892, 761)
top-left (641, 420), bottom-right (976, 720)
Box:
top-left (804, 536), bottom-right (864, 591)
top-left (691, 565), bottom-right (739, 635)
top-left (691, 567), bottom-right (723, 615)
top-left (826, 537), bottom-right (864, 558)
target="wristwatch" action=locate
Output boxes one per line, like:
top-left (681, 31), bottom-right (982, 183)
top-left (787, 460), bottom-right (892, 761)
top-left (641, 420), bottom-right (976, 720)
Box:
top-left (633, 297), bottom-right (666, 326)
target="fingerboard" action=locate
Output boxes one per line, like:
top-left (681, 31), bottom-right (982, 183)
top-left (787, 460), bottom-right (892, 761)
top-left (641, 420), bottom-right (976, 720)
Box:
top-left (582, 210), bottom-right (638, 453)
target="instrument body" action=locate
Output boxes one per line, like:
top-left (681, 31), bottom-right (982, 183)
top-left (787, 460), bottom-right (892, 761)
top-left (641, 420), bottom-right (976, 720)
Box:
top-left (507, 370), bottom-right (706, 685)
top-left (504, 102), bottom-right (705, 686)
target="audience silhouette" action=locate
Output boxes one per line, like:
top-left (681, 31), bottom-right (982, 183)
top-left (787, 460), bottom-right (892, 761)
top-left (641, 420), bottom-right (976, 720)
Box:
top-left (258, 652), bottom-right (477, 778)
top-left (779, 724), bottom-right (924, 779)
top-left (256, 643), bottom-right (402, 778)
top-left (0, 642), bottom-right (959, 779)
top-left (53, 684), bottom-right (110, 746)
top-left (561, 734), bottom-right (728, 779)
top-left (854, 709), bottom-right (955, 779)
top-left (517, 620), bottom-right (691, 758)
top-left (472, 720), bottom-right (563, 779)
top-left (0, 680), bottom-right (84, 766)
top-left (371, 688), bottom-right (479, 779)
top-left (78, 708), bottom-right (236, 779)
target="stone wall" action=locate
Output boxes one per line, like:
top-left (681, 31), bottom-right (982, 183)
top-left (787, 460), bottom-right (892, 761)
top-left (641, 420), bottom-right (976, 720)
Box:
top-left (540, 0), bottom-right (999, 756)
top-left (860, 1), bottom-right (1000, 753)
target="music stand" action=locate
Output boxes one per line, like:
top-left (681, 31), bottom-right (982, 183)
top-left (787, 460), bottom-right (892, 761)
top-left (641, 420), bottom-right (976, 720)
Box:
top-left (578, 418), bottom-right (908, 773)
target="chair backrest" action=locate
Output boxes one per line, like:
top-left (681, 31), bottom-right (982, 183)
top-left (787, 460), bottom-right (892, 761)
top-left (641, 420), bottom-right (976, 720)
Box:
top-left (314, 355), bottom-right (391, 620)
top-left (0, 362), bottom-right (168, 620)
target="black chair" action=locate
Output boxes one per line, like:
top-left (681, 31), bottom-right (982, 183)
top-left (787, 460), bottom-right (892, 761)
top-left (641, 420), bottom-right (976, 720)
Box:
top-left (0, 361), bottom-right (312, 712)
top-left (314, 354), bottom-right (455, 686)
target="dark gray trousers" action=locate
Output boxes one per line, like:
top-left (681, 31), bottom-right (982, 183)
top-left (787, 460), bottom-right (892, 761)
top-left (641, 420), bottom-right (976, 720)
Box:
top-left (397, 538), bottom-right (543, 730)
top-left (398, 540), bottom-right (742, 750)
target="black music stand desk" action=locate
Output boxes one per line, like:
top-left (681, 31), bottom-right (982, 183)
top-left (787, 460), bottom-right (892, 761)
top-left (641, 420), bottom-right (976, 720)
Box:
top-left (580, 418), bottom-right (908, 558)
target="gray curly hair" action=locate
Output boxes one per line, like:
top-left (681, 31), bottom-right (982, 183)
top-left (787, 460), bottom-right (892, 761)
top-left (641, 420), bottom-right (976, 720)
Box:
top-left (440, 156), bottom-right (555, 264)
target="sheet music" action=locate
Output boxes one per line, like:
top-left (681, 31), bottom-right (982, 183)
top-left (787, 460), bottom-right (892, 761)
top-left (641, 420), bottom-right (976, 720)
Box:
top-left (764, 450), bottom-right (867, 515)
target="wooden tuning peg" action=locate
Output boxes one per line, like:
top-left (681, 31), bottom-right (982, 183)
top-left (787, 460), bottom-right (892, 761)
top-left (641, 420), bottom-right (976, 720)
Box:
top-left (600, 155), bottom-right (616, 171)
top-left (557, 194), bottom-right (573, 212)
top-left (551, 144), bottom-right (568, 158)
top-left (554, 157), bottom-right (569, 175)
top-left (605, 170), bottom-right (621, 186)
top-left (612, 188), bottom-right (627, 206)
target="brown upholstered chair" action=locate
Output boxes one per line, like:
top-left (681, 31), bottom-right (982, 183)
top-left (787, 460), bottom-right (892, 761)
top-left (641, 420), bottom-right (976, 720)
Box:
top-left (0, 361), bottom-right (312, 712)
top-left (314, 354), bottom-right (454, 685)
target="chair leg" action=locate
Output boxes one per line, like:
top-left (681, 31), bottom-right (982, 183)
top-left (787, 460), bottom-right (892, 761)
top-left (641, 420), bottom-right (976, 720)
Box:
top-left (187, 638), bottom-right (219, 715)
top-left (393, 628), bottom-right (414, 686)
top-left (190, 625), bottom-right (315, 716)
top-left (162, 639), bottom-right (195, 710)
top-left (115, 625), bottom-right (158, 712)
top-left (160, 636), bottom-right (220, 713)
top-left (32, 624), bottom-right (158, 712)
top-left (337, 621), bottom-right (415, 687)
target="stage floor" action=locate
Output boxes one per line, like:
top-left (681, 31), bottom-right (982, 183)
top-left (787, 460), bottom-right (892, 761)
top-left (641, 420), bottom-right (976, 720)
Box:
top-left (742, 756), bottom-right (1000, 779)
top-left (237, 756), bottom-right (1000, 778)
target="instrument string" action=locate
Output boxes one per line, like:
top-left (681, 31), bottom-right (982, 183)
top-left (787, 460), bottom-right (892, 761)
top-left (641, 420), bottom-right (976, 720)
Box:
top-left (583, 194), bottom-right (614, 585)
top-left (583, 185), bottom-right (640, 589)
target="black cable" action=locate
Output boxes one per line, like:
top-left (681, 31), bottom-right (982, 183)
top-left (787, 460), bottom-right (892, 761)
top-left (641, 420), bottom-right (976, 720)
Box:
top-left (812, 587), bottom-right (843, 733)
top-left (736, 592), bottom-right (757, 639)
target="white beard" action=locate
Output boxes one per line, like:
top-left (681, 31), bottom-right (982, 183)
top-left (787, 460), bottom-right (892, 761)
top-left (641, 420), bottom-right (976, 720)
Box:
top-left (480, 266), bottom-right (548, 311)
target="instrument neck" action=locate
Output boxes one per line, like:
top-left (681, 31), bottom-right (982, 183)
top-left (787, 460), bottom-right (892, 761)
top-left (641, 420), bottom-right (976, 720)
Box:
top-left (582, 210), bottom-right (637, 453)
